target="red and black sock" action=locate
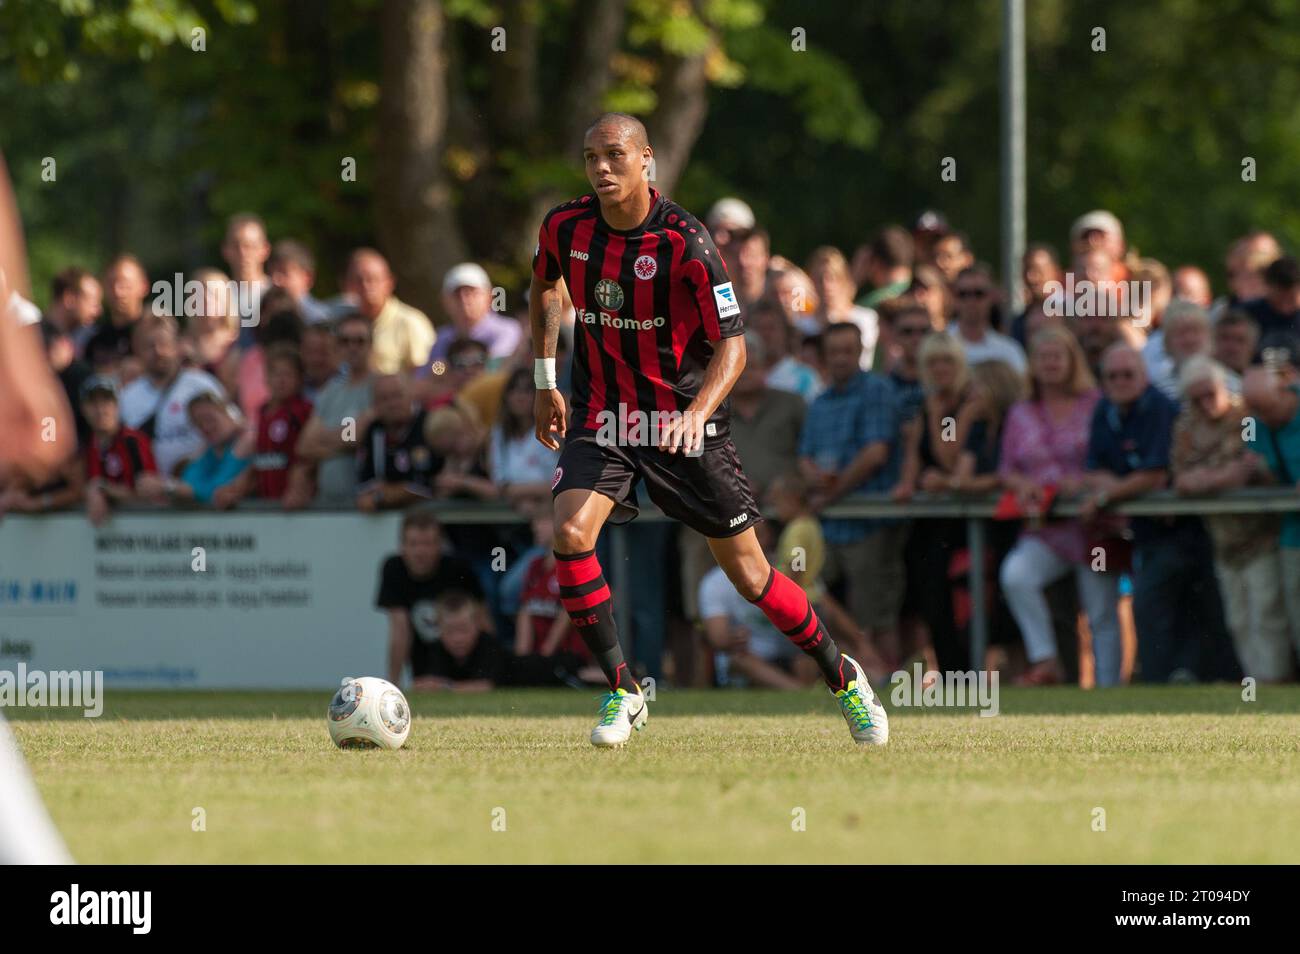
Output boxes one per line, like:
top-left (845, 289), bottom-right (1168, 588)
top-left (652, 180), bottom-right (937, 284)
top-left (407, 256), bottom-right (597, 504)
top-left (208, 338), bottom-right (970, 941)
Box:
top-left (748, 567), bottom-right (849, 691)
top-left (555, 549), bottom-right (638, 694)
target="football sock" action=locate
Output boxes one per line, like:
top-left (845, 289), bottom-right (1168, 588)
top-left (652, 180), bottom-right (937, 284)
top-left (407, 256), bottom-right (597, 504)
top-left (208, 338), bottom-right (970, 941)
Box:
top-left (748, 567), bottom-right (849, 691)
top-left (555, 548), bottom-right (639, 694)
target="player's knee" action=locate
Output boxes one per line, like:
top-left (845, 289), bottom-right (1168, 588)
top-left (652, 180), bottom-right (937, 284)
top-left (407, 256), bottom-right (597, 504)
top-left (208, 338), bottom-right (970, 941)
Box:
top-left (553, 518), bottom-right (595, 555)
top-left (730, 566), bottom-right (769, 602)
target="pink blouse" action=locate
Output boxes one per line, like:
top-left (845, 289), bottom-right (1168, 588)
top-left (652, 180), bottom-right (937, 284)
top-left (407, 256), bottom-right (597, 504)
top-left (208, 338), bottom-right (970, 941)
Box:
top-left (998, 389), bottom-right (1101, 564)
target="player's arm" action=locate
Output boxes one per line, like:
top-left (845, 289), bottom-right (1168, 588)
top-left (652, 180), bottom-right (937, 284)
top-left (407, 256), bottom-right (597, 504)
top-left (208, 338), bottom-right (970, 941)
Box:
top-left (386, 609), bottom-right (412, 685)
top-left (660, 334), bottom-right (746, 455)
top-left (530, 273), bottom-right (567, 450)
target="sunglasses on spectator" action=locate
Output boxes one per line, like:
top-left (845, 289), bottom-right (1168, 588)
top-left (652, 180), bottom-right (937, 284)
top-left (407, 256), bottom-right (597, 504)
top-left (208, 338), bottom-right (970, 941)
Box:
top-left (956, 288), bottom-right (989, 299)
top-left (338, 334), bottom-right (370, 346)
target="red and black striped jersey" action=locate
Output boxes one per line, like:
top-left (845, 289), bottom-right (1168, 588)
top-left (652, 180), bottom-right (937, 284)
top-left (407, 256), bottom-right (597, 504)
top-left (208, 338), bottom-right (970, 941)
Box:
top-left (253, 395), bottom-right (313, 499)
top-left (532, 187), bottom-right (744, 437)
top-left (85, 426), bottom-right (157, 489)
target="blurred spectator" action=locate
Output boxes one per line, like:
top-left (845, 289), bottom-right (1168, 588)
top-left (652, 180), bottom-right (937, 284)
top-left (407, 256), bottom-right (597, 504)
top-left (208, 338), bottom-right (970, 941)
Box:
top-left (1128, 257), bottom-right (1172, 350)
top-left (1221, 231), bottom-right (1281, 311)
top-left (221, 213), bottom-right (271, 329)
top-left (855, 225), bottom-right (914, 309)
top-left (376, 511), bottom-right (485, 684)
top-left (1172, 357), bottom-right (1290, 681)
top-left (489, 367), bottom-right (558, 514)
top-left (1072, 304), bottom-right (1125, 381)
top-left (1242, 255), bottom-right (1300, 344)
top-left (1172, 265), bottom-right (1213, 308)
top-left (729, 331), bottom-right (805, 500)
top-left (183, 268), bottom-right (242, 399)
top-left (723, 227), bottom-right (771, 313)
top-left (907, 263), bottom-right (952, 331)
top-left (137, 391), bottom-right (250, 508)
top-left (749, 297), bottom-right (821, 402)
top-left (288, 313), bottom-right (375, 508)
top-left (771, 263), bottom-right (820, 332)
top-left (950, 265), bottom-right (1027, 373)
top-left (355, 373), bottom-right (441, 511)
top-left (1069, 210), bottom-right (1127, 279)
top-left (1009, 244), bottom-right (1063, 347)
top-left (234, 289), bottom-right (303, 429)
top-left (425, 402), bottom-right (494, 502)
top-left (422, 337), bottom-right (489, 409)
top-left (931, 231), bottom-right (974, 285)
top-left (268, 239), bottom-right (331, 325)
top-left (1243, 352), bottom-right (1300, 671)
top-left (798, 322), bottom-right (904, 657)
top-left (704, 196), bottom-right (756, 254)
top-left (911, 209), bottom-right (950, 268)
top-left (1084, 344), bottom-right (1234, 683)
top-left (808, 246), bottom-right (879, 370)
top-left (878, 298), bottom-right (928, 424)
top-left (1213, 309), bottom-right (1260, 377)
top-left (81, 375), bottom-right (157, 526)
top-left (410, 592), bottom-right (501, 691)
top-left (234, 345), bottom-right (313, 503)
top-left (40, 319), bottom-right (91, 447)
top-left (1147, 300), bottom-right (1235, 400)
top-left (47, 266), bottom-right (102, 357)
top-left (998, 328), bottom-right (1115, 685)
top-left (119, 316), bottom-right (226, 477)
top-left (85, 254), bottom-right (148, 375)
top-left (424, 263), bottom-right (521, 368)
top-left (344, 248), bottom-right (436, 375)
top-left (299, 324), bottom-right (341, 401)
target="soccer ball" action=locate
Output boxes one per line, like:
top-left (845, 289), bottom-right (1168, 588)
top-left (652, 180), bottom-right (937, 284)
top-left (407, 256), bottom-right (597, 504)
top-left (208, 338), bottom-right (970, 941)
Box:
top-left (327, 676), bottom-right (411, 750)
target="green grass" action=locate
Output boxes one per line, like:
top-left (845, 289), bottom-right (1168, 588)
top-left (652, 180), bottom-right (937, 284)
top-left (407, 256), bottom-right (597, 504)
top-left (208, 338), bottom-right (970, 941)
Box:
top-left (10, 686), bottom-right (1300, 863)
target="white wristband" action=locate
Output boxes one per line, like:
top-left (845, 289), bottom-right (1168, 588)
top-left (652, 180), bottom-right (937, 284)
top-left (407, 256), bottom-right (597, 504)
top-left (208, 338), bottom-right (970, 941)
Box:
top-left (534, 357), bottom-right (557, 390)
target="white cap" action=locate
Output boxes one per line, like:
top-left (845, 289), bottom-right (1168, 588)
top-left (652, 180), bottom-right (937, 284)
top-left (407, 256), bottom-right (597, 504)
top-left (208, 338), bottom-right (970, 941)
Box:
top-left (706, 197), bottom-right (756, 233)
top-left (442, 262), bottom-right (491, 294)
top-left (1070, 209), bottom-right (1124, 243)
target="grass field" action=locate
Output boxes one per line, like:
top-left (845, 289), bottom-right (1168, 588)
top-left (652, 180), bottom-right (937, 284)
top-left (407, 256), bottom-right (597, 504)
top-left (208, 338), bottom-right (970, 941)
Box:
top-left (10, 685), bottom-right (1300, 864)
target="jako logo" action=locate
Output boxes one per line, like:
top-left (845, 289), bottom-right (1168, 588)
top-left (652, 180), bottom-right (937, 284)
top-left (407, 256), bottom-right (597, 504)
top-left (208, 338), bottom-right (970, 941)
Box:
top-left (50, 884), bottom-right (151, 934)
top-left (728, 514), bottom-right (748, 528)
top-left (570, 249), bottom-right (589, 261)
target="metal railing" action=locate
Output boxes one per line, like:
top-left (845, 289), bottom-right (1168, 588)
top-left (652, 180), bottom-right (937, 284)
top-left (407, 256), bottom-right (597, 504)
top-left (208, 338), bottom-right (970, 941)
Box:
top-left (73, 487), bottom-right (1300, 666)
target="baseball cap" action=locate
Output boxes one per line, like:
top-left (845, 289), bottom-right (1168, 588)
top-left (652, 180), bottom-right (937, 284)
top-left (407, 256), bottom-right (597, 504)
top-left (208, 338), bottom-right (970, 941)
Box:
top-left (913, 209), bottom-right (950, 234)
top-left (80, 374), bottom-right (120, 400)
top-left (705, 197), bottom-right (756, 233)
top-left (442, 262), bottom-right (492, 295)
top-left (1070, 209), bottom-right (1124, 244)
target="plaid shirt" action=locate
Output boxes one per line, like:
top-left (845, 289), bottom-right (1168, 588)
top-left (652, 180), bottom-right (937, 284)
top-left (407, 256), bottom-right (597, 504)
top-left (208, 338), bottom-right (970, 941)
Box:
top-left (799, 370), bottom-right (900, 543)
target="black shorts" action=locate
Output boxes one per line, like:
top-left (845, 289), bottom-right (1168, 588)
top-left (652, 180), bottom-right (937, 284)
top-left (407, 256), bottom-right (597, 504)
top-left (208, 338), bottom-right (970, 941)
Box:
top-left (551, 432), bottom-right (762, 539)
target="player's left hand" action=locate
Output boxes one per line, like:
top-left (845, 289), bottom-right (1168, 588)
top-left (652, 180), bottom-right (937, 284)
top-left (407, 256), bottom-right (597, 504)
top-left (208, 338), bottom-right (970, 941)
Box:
top-left (659, 408), bottom-right (704, 455)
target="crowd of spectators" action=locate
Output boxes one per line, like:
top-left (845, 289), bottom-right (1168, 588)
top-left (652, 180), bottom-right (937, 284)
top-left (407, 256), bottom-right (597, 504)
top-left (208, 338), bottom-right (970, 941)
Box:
top-left (9, 201), bottom-right (1300, 689)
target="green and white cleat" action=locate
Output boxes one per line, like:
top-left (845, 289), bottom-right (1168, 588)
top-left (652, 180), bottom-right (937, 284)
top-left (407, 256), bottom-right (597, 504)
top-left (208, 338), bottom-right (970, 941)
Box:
top-left (833, 655), bottom-right (889, 746)
top-left (590, 687), bottom-right (648, 748)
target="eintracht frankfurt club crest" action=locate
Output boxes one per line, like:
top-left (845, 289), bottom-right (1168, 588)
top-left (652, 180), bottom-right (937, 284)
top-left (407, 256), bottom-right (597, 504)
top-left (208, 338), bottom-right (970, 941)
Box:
top-left (594, 278), bottom-right (625, 311)
top-left (634, 255), bottom-right (658, 279)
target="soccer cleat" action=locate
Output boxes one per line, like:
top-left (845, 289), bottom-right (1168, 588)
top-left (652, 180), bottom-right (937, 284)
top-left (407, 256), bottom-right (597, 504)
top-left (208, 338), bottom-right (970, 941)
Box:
top-left (590, 687), bottom-right (648, 748)
top-left (833, 655), bottom-right (889, 746)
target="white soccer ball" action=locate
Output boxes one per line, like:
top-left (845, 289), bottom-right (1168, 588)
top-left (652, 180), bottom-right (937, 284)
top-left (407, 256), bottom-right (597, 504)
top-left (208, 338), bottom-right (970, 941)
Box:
top-left (327, 676), bottom-right (411, 750)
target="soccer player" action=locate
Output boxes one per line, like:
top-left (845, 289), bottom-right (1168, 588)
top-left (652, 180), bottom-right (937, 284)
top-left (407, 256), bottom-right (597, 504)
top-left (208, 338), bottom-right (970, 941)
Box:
top-left (529, 113), bottom-right (888, 748)
top-left (0, 149), bottom-right (75, 863)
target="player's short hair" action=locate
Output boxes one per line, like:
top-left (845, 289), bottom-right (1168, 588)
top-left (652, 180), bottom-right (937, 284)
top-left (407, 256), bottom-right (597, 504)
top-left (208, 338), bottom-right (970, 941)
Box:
top-left (868, 226), bottom-right (915, 270)
top-left (584, 112), bottom-right (648, 149)
top-left (401, 510), bottom-right (442, 539)
top-left (51, 266), bottom-right (94, 301)
top-left (269, 239), bottom-right (315, 274)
